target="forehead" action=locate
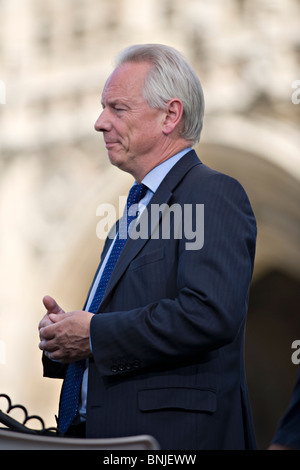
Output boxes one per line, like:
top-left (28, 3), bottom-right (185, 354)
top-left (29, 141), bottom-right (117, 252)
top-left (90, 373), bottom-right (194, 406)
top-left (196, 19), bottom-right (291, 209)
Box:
top-left (102, 61), bottom-right (152, 104)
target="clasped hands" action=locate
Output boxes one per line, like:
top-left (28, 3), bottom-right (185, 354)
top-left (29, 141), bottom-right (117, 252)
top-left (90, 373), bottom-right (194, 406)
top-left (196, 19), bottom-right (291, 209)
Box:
top-left (38, 295), bottom-right (94, 363)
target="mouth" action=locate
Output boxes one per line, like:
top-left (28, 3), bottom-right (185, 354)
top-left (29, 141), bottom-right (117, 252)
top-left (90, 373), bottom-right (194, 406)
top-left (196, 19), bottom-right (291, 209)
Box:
top-left (104, 141), bottom-right (120, 149)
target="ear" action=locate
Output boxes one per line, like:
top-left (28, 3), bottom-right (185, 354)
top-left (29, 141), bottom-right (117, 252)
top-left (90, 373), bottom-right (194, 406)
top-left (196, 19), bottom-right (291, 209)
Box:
top-left (162, 99), bottom-right (184, 136)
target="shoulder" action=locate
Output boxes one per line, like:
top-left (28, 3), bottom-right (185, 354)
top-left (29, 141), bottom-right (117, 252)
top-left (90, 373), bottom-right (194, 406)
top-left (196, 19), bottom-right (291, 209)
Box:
top-left (175, 156), bottom-right (257, 234)
top-left (175, 150), bottom-right (246, 192)
top-left (166, 149), bottom-right (255, 220)
top-left (181, 157), bottom-right (251, 204)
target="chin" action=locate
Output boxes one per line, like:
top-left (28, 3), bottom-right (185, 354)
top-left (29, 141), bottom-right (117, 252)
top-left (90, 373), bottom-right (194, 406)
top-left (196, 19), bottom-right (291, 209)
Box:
top-left (108, 151), bottom-right (122, 165)
top-left (108, 153), bottom-right (128, 173)
top-left (108, 150), bottom-right (134, 175)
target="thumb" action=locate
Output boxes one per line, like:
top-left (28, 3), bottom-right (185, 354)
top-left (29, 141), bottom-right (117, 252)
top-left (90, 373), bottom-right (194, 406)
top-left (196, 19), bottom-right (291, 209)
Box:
top-left (42, 295), bottom-right (65, 315)
top-left (48, 312), bottom-right (66, 323)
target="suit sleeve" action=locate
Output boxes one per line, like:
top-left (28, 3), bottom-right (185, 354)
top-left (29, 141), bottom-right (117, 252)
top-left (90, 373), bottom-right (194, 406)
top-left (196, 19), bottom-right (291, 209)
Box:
top-left (90, 173), bottom-right (257, 376)
top-left (271, 367), bottom-right (300, 449)
top-left (42, 352), bottom-right (67, 379)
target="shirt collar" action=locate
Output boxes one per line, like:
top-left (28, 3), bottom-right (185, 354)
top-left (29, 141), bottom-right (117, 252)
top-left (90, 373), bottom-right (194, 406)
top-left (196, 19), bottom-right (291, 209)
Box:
top-left (141, 147), bottom-right (192, 194)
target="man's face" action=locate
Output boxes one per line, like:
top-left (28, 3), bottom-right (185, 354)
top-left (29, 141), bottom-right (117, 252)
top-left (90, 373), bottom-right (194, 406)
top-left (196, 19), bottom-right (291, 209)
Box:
top-left (94, 61), bottom-right (166, 179)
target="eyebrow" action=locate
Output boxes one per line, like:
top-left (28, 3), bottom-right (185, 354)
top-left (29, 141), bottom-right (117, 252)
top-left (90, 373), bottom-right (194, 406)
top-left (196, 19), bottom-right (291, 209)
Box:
top-left (101, 99), bottom-right (130, 109)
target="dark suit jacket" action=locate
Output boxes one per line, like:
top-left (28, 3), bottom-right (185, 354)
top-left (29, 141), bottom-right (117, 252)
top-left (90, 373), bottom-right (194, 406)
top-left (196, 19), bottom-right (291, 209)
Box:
top-left (271, 366), bottom-right (300, 449)
top-left (43, 150), bottom-right (257, 449)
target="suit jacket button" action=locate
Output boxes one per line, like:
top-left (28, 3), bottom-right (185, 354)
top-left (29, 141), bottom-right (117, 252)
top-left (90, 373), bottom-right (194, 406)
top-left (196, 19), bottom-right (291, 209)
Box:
top-left (111, 365), bottom-right (118, 373)
top-left (133, 360), bottom-right (140, 368)
top-left (125, 363), bottom-right (133, 370)
top-left (118, 364), bottom-right (125, 371)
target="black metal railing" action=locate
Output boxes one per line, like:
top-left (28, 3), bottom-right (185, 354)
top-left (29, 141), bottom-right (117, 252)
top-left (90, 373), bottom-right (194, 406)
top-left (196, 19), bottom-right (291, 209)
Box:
top-left (0, 394), bottom-right (61, 436)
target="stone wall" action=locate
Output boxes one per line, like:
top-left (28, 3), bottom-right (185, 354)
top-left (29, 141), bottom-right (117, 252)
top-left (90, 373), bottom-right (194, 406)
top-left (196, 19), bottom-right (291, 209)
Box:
top-left (0, 0), bottom-right (299, 447)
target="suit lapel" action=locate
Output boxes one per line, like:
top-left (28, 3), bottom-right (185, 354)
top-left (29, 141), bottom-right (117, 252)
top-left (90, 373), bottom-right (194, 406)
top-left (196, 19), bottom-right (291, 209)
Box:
top-left (98, 150), bottom-right (201, 312)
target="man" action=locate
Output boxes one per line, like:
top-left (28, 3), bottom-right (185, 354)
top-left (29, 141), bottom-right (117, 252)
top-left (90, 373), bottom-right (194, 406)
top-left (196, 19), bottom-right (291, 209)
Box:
top-left (38, 44), bottom-right (257, 450)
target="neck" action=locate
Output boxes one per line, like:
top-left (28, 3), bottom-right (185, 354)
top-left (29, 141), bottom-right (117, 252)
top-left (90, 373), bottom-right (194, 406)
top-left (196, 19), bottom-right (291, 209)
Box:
top-left (132, 139), bottom-right (192, 182)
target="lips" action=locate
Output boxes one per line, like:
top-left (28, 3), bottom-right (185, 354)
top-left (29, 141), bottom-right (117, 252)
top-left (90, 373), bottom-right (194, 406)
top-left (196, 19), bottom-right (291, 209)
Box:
top-left (105, 140), bottom-right (120, 149)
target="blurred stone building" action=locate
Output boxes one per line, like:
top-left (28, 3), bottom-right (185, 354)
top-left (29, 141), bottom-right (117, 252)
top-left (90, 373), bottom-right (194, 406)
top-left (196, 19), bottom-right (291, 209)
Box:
top-left (0, 0), bottom-right (299, 448)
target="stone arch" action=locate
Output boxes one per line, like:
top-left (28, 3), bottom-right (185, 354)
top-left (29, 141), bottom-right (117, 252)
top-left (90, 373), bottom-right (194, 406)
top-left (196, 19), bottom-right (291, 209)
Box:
top-left (198, 114), bottom-right (300, 448)
top-left (199, 114), bottom-right (300, 281)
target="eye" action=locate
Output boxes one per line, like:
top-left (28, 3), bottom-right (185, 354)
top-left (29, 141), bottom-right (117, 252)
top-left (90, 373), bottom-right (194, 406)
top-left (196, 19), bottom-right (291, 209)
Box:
top-left (114, 106), bottom-right (126, 112)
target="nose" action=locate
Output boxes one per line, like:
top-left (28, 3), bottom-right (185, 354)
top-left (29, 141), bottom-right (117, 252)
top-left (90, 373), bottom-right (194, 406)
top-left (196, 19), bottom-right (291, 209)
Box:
top-left (94, 109), bottom-right (111, 133)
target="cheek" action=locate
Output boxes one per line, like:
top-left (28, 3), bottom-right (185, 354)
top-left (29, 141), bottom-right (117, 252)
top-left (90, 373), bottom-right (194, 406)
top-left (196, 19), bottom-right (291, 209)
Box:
top-left (145, 110), bottom-right (165, 135)
top-left (132, 128), bottom-right (155, 149)
top-left (125, 109), bottom-right (164, 150)
top-left (136, 115), bottom-right (162, 140)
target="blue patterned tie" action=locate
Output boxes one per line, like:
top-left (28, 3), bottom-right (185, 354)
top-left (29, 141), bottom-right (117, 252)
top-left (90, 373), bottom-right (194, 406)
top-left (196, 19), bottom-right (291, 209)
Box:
top-left (58, 183), bottom-right (148, 434)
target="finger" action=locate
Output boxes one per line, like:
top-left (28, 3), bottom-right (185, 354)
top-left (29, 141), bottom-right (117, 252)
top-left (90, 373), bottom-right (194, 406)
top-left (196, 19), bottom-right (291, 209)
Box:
top-left (42, 295), bottom-right (65, 315)
top-left (39, 325), bottom-right (53, 341)
top-left (39, 338), bottom-right (57, 353)
top-left (39, 323), bottom-right (56, 341)
top-left (48, 312), bottom-right (66, 323)
top-left (44, 351), bottom-right (61, 361)
top-left (38, 314), bottom-right (53, 331)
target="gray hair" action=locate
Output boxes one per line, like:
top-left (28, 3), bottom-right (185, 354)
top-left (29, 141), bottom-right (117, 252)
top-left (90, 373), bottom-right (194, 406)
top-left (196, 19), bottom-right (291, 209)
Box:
top-left (116, 44), bottom-right (205, 144)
